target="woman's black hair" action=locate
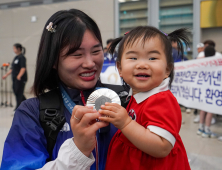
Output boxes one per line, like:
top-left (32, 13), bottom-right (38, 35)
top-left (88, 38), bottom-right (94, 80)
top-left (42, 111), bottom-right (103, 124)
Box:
top-left (108, 26), bottom-right (189, 88)
top-left (33, 9), bottom-right (103, 96)
top-left (14, 43), bottom-right (26, 55)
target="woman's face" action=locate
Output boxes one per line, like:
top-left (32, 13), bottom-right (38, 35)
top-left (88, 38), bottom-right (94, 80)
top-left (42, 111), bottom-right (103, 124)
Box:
top-left (13, 46), bottom-right (20, 55)
top-left (57, 30), bottom-right (104, 90)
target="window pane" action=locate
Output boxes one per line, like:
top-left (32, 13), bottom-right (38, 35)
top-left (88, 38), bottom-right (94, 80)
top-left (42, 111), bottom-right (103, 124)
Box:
top-left (159, 0), bottom-right (193, 59)
top-left (119, 0), bottom-right (148, 36)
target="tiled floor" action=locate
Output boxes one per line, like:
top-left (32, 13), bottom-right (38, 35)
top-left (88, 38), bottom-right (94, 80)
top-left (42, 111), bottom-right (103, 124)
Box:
top-left (180, 108), bottom-right (222, 170)
top-left (0, 96), bottom-right (222, 169)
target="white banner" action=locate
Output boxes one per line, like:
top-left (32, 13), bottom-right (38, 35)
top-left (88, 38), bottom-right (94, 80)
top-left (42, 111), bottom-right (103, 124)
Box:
top-left (100, 57), bottom-right (222, 115)
top-left (172, 56), bottom-right (222, 115)
top-left (100, 63), bottom-right (122, 85)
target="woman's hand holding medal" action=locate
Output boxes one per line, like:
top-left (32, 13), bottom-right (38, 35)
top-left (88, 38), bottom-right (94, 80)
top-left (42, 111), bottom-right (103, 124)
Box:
top-left (71, 105), bottom-right (108, 157)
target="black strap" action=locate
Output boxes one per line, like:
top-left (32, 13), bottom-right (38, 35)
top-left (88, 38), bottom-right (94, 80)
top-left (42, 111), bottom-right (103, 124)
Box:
top-left (39, 85), bottom-right (129, 161)
top-left (103, 84), bottom-right (130, 108)
top-left (39, 88), bottom-right (66, 162)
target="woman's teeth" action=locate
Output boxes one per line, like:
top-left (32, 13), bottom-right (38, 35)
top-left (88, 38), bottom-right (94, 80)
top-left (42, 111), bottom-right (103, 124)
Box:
top-left (80, 72), bottom-right (95, 77)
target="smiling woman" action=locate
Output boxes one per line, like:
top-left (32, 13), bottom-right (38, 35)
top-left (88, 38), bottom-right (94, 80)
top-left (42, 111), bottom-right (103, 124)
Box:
top-left (0, 9), bottom-right (128, 170)
top-left (57, 30), bottom-right (104, 90)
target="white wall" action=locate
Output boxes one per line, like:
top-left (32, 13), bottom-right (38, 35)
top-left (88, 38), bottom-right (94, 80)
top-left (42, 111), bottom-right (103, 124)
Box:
top-left (0, 0), bottom-right (115, 93)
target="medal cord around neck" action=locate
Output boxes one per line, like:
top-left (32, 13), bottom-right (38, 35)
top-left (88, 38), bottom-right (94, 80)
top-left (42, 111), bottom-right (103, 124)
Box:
top-left (80, 91), bottom-right (86, 106)
top-left (80, 90), bottom-right (98, 170)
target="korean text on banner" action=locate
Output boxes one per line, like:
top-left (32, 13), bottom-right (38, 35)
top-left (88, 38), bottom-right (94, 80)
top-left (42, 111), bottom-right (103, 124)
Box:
top-left (171, 56), bottom-right (222, 115)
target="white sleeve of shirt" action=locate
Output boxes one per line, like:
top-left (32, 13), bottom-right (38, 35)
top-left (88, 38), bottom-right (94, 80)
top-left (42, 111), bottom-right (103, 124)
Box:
top-left (37, 138), bottom-right (95, 170)
top-left (147, 125), bottom-right (176, 147)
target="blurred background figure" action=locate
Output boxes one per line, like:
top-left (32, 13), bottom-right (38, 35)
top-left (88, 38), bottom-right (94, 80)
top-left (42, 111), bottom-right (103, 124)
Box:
top-left (171, 37), bottom-right (190, 115)
top-left (104, 39), bottom-right (117, 64)
top-left (2, 43), bottom-right (27, 110)
top-left (171, 37), bottom-right (188, 63)
top-left (197, 45), bottom-right (216, 138)
top-left (195, 42), bottom-right (217, 124)
top-left (103, 39), bottom-right (113, 53)
top-left (197, 40), bottom-right (222, 59)
top-left (196, 43), bottom-right (204, 55)
top-left (204, 45), bottom-right (216, 57)
top-left (193, 43), bottom-right (204, 123)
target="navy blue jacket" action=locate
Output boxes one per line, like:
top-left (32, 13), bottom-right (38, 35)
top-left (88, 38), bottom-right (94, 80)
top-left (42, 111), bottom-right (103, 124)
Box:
top-left (1, 86), bottom-right (118, 170)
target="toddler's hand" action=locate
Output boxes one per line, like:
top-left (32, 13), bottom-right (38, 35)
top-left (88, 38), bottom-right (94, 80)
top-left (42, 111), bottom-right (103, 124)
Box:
top-left (98, 103), bottom-right (132, 130)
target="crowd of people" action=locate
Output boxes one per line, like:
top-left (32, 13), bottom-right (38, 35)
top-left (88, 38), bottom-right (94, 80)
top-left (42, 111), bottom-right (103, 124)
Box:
top-left (0, 7), bottom-right (221, 170)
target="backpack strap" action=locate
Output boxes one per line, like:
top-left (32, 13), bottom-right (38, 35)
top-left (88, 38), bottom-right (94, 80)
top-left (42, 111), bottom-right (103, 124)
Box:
top-left (39, 85), bottom-right (129, 160)
top-left (103, 84), bottom-right (130, 109)
top-left (39, 88), bottom-right (66, 162)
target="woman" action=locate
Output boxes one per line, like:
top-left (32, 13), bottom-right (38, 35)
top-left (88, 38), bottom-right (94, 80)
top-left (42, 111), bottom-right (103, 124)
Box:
top-left (2, 43), bottom-right (27, 110)
top-left (1, 9), bottom-right (128, 170)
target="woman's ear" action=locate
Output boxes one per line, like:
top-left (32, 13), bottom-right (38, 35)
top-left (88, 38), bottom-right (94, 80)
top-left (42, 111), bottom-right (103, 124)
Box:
top-left (116, 61), bottom-right (122, 77)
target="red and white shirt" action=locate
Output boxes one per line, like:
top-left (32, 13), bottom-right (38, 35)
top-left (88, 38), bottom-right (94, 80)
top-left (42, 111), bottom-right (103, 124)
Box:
top-left (105, 78), bottom-right (190, 170)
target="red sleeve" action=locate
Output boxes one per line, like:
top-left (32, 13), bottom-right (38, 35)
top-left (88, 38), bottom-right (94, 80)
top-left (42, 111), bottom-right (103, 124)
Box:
top-left (141, 90), bottom-right (181, 139)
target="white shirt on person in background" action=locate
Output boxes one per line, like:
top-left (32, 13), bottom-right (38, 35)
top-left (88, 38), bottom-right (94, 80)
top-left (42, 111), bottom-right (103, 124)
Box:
top-left (197, 51), bottom-right (222, 59)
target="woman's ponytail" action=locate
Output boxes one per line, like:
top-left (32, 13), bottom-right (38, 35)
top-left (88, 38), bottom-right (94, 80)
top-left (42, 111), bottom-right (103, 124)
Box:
top-left (22, 47), bottom-right (26, 55)
top-left (14, 43), bottom-right (26, 55)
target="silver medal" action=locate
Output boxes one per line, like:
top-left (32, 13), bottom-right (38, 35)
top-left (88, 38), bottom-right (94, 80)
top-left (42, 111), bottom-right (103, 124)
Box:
top-left (86, 88), bottom-right (121, 111)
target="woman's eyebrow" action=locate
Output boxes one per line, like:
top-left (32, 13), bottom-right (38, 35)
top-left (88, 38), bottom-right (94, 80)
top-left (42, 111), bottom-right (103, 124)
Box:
top-left (78, 44), bottom-right (102, 50)
top-left (92, 44), bottom-right (102, 48)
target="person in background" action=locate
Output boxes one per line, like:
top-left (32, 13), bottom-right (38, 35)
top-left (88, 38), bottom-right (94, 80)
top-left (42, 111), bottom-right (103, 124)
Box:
top-left (197, 40), bottom-right (222, 59)
top-left (197, 43), bottom-right (204, 53)
top-left (171, 37), bottom-right (188, 62)
top-left (193, 43), bottom-right (205, 122)
top-left (197, 45), bottom-right (217, 138)
top-left (103, 39), bottom-right (113, 53)
top-left (104, 39), bottom-right (117, 64)
top-left (204, 45), bottom-right (216, 57)
top-left (171, 37), bottom-right (190, 114)
top-left (196, 43), bottom-right (204, 56)
top-left (2, 43), bottom-right (27, 110)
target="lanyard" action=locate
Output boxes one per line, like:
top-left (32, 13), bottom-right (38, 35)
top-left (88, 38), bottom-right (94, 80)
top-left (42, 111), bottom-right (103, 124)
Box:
top-left (59, 85), bottom-right (99, 170)
top-left (80, 91), bottom-right (86, 106)
top-left (60, 85), bottom-right (76, 114)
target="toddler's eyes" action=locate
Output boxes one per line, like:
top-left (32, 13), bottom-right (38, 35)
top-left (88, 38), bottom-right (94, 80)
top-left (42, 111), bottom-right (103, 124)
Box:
top-left (149, 57), bottom-right (156, 60)
top-left (130, 58), bottom-right (137, 60)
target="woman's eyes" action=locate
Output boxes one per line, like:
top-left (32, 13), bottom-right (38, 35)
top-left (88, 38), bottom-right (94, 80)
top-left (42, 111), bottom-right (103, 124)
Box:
top-left (73, 54), bottom-right (82, 57)
top-left (71, 50), bottom-right (101, 57)
top-left (92, 50), bottom-right (102, 54)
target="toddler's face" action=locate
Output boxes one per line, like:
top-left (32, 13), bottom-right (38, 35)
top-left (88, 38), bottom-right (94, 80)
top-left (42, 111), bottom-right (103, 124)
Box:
top-left (118, 37), bottom-right (170, 95)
